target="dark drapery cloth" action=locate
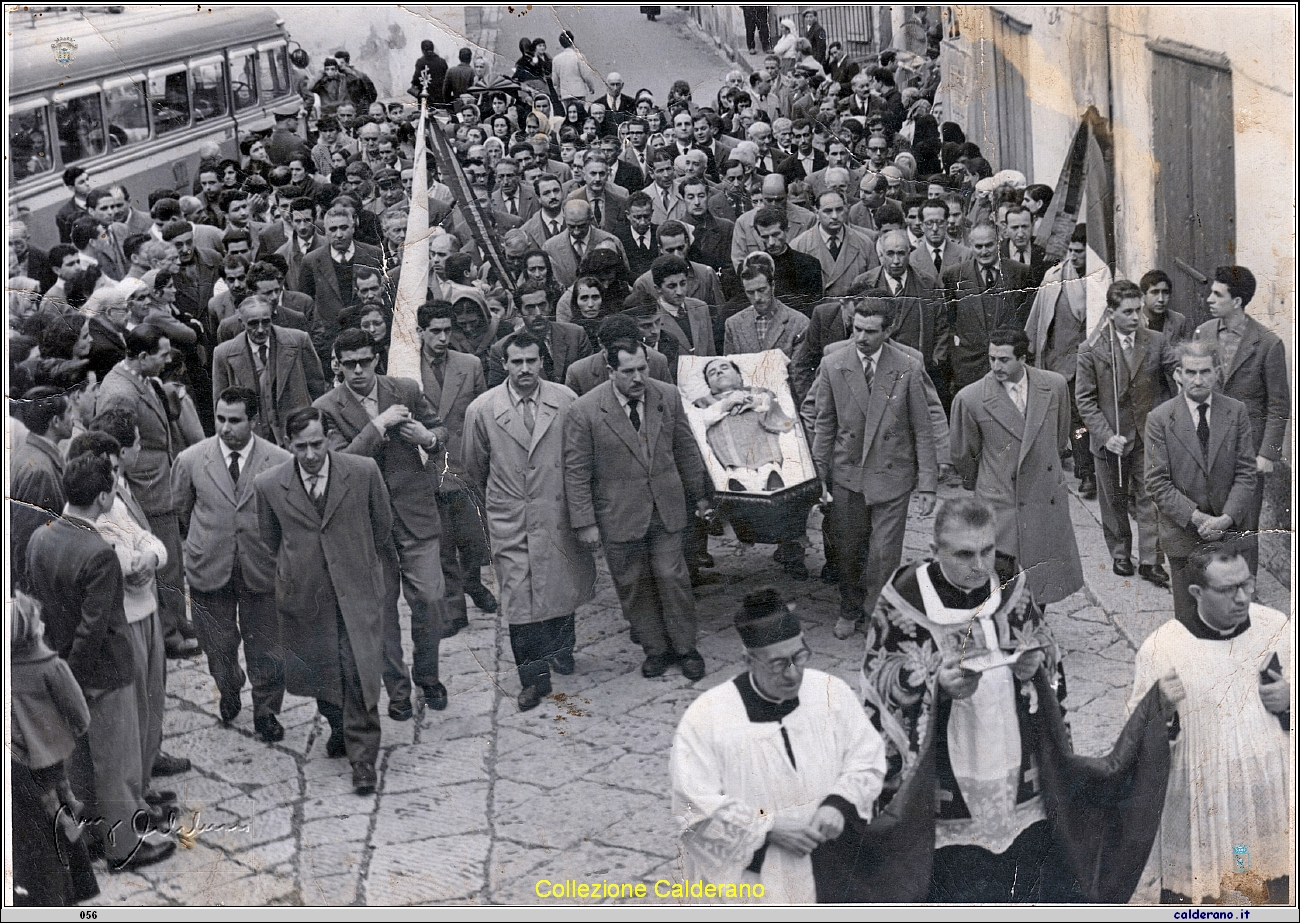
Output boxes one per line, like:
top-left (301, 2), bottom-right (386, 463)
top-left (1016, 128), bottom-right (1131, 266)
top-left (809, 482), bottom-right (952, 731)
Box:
top-left (811, 699), bottom-right (939, 903)
top-left (813, 669), bottom-right (1172, 903)
top-left (1033, 672), bottom-right (1173, 903)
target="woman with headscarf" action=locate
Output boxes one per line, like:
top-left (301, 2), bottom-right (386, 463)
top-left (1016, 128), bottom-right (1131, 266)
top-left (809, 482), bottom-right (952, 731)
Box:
top-left (338, 302), bottom-right (393, 375)
top-left (561, 99), bottom-right (588, 137)
top-left (566, 276), bottom-right (608, 344)
top-left (19, 310), bottom-right (93, 390)
top-left (446, 283), bottom-right (506, 366)
top-left (518, 248), bottom-right (565, 305)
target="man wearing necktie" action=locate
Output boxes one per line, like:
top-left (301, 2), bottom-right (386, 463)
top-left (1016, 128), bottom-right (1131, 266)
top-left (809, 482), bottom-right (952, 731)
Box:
top-left (1076, 281), bottom-right (1179, 586)
top-left (173, 387), bottom-right (292, 743)
top-left (565, 337), bottom-right (715, 682)
top-left (951, 328), bottom-right (1084, 607)
top-left (255, 406), bottom-right (395, 795)
top-left (999, 205), bottom-right (1047, 286)
top-left (461, 331), bottom-right (596, 712)
top-left (211, 295), bottom-right (326, 447)
top-left (314, 329), bottom-right (449, 723)
top-left (812, 299), bottom-right (938, 639)
top-left (1145, 342), bottom-right (1257, 628)
top-left (943, 222), bottom-right (1034, 399)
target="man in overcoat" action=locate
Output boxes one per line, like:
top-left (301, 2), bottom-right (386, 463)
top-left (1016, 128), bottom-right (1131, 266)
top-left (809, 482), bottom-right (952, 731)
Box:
top-left (950, 328), bottom-right (1084, 605)
top-left (463, 331), bottom-right (597, 711)
top-left (255, 407), bottom-right (394, 794)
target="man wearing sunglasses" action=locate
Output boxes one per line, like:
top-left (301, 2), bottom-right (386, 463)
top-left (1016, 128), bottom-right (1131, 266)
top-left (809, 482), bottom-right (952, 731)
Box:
top-left (211, 294), bottom-right (326, 447)
top-left (314, 328), bottom-right (450, 723)
top-left (671, 587), bottom-right (886, 902)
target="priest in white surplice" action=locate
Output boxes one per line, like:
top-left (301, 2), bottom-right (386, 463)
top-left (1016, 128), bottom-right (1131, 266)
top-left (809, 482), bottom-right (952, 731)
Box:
top-left (670, 588), bottom-right (886, 903)
top-left (1129, 544), bottom-right (1292, 904)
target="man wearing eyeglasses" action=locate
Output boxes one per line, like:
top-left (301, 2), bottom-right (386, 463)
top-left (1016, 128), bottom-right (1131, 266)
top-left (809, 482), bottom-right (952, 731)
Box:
top-left (671, 587), bottom-right (886, 903)
top-left (212, 294), bottom-right (326, 446)
top-left (314, 328), bottom-right (450, 722)
top-left (1127, 543), bottom-right (1290, 904)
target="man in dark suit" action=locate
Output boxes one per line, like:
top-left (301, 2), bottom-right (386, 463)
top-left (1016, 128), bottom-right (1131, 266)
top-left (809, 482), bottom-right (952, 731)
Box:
top-left (417, 301), bottom-right (496, 634)
top-left (1192, 265), bottom-right (1290, 574)
top-left (255, 407), bottom-right (395, 794)
top-left (27, 455), bottom-right (175, 870)
top-left (778, 119), bottom-right (827, 184)
top-left (564, 314), bottom-right (673, 395)
top-left (567, 152), bottom-right (629, 235)
top-left (1076, 281), bottom-right (1178, 585)
top-left (1000, 205), bottom-right (1049, 287)
top-left (294, 206), bottom-right (384, 358)
top-left (314, 329), bottom-right (449, 720)
top-left (1145, 342), bottom-right (1257, 624)
top-left (9, 388), bottom-right (73, 589)
top-left (277, 197), bottom-right (321, 293)
top-left (941, 222), bottom-right (1034, 396)
top-left (486, 280), bottom-right (594, 388)
top-left (565, 337), bottom-right (715, 680)
top-left (598, 72), bottom-right (637, 123)
top-left (173, 387), bottom-right (292, 741)
top-left (855, 229), bottom-right (949, 371)
top-left (748, 206), bottom-right (823, 318)
top-left (212, 295), bottom-right (326, 445)
top-left (812, 299), bottom-right (937, 639)
top-left (614, 192), bottom-right (659, 278)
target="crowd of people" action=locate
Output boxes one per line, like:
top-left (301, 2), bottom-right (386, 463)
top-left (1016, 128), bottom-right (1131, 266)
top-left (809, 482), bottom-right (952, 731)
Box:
top-left (8, 14), bottom-right (1291, 907)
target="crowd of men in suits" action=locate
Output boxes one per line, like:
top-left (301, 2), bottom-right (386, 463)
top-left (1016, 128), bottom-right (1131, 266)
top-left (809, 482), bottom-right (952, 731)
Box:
top-left (7, 21), bottom-right (1291, 903)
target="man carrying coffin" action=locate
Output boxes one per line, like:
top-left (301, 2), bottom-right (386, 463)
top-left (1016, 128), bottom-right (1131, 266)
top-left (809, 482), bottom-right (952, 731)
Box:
top-left (671, 588), bottom-right (886, 903)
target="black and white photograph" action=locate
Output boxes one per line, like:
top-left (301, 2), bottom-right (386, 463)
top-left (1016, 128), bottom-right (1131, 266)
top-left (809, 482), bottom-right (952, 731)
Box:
top-left (5, 3), bottom-right (1294, 912)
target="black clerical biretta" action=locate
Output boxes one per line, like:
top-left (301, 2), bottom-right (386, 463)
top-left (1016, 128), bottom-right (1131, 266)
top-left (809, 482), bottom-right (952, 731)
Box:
top-left (735, 587), bottom-right (802, 649)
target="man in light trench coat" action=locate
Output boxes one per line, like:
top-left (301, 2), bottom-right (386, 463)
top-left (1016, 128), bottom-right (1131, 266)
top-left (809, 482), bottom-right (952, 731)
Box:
top-left (462, 330), bottom-right (597, 712)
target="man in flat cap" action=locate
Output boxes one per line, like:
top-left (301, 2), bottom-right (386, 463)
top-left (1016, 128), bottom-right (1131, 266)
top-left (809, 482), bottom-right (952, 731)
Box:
top-left (670, 588), bottom-right (886, 902)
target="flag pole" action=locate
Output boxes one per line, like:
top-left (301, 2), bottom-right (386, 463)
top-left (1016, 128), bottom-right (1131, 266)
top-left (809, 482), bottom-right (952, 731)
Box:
top-left (1108, 317), bottom-right (1123, 490)
top-left (385, 71), bottom-right (432, 387)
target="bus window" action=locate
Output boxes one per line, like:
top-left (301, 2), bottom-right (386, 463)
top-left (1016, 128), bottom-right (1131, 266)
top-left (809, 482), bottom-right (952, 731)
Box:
top-left (191, 58), bottom-right (230, 123)
top-left (54, 91), bottom-right (107, 164)
top-left (258, 45), bottom-right (291, 101)
top-left (104, 79), bottom-right (150, 150)
top-left (149, 69), bottom-right (191, 135)
top-left (231, 50), bottom-right (259, 111)
top-left (10, 105), bottom-right (53, 181)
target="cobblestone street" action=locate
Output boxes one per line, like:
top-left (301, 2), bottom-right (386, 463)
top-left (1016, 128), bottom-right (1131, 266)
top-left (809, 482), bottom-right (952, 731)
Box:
top-left (87, 480), bottom-right (1288, 906)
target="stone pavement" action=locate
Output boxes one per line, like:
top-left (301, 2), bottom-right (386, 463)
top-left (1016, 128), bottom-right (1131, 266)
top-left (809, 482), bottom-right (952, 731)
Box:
top-left (84, 474), bottom-right (1291, 907)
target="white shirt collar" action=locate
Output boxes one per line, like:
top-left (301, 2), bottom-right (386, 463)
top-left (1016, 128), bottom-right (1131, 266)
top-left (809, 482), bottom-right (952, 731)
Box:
top-left (885, 270), bottom-right (907, 293)
top-left (819, 225), bottom-right (843, 246)
top-left (219, 438), bottom-right (251, 466)
top-left (507, 379), bottom-right (539, 409)
top-left (298, 454), bottom-right (330, 490)
top-left (346, 379), bottom-right (379, 407)
top-left (613, 384), bottom-right (640, 413)
top-left (857, 343), bottom-right (883, 368)
top-left (1185, 392), bottom-right (1212, 421)
top-left (1003, 372), bottom-right (1028, 403)
top-left (330, 243), bottom-right (356, 263)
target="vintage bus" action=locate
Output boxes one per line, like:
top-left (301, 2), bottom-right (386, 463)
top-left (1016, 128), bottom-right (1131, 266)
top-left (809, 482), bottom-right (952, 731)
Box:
top-left (8, 6), bottom-right (299, 248)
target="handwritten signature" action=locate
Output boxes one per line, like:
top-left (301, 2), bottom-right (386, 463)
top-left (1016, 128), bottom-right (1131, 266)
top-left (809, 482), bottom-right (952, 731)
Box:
top-left (54, 805), bottom-right (250, 868)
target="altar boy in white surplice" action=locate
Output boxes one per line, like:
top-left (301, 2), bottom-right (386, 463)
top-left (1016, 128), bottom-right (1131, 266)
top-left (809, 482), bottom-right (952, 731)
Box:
top-left (1129, 544), bottom-right (1292, 905)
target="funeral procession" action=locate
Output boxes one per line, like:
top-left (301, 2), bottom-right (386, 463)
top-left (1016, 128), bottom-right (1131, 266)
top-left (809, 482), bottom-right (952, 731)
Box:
top-left (5, 3), bottom-right (1295, 911)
